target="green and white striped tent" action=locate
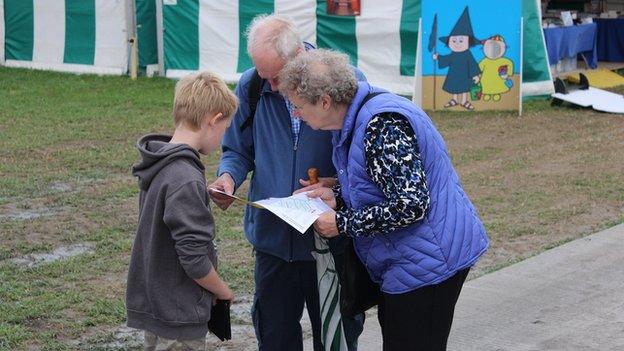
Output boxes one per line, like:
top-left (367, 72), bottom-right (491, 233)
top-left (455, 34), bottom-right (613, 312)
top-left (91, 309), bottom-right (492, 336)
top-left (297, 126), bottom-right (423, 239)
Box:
top-left (158, 0), bottom-right (420, 95)
top-left (1, 0), bottom-right (134, 75)
top-left (154, 0), bottom-right (552, 96)
top-left (2, 0), bottom-right (553, 96)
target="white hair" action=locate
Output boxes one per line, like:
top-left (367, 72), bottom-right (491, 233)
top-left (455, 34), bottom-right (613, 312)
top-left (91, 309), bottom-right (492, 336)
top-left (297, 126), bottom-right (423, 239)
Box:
top-left (246, 14), bottom-right (304, 59)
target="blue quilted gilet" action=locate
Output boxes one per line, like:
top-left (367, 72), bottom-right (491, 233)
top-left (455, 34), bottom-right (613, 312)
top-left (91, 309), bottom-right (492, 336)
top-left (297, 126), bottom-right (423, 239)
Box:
top-left (333, 82), bottom-right (489, 294)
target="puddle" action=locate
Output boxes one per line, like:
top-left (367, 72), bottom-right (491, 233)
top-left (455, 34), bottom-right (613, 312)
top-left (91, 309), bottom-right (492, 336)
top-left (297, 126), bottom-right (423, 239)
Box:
top-left (9, 242), bottom-right (95, 268)
top-left (67, 325), bottom-right (143, 350)
top-left (82, 295), bottom-right (315, 350)
top-left (101, 326), bottom-right (143, 350)
top-left (49, 182), bottom-right (73, 192)
top-left (229, 296), bottom-right (253, 324)
top-left (204, 295), bottom-right (313, 350)
top-left (0, 204), bottom-right (58, 220)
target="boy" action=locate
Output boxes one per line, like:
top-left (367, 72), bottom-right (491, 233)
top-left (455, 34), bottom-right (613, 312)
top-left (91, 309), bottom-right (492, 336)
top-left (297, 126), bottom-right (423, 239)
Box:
top-left (126, 71), bottom-right (238, 350)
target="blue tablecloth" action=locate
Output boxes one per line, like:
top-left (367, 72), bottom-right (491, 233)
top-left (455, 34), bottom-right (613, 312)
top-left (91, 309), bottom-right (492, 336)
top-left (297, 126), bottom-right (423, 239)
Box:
top-left (596, 18), bottom-right (624, 62)
top-left (543, 23), bottom-right (598, 69)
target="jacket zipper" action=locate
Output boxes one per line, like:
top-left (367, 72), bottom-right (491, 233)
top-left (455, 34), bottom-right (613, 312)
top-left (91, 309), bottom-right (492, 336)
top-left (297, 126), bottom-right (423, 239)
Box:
top-left (288, 120), bottom-right (300, 262)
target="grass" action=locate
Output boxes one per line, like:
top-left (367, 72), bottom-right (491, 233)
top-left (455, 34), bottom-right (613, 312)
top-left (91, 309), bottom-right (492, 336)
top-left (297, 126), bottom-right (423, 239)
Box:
top-left (1, 66), bottom-right (623, 349)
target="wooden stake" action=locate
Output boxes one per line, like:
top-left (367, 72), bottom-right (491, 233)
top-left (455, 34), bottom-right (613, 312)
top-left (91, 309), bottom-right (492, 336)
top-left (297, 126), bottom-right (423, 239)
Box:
top-left (129, 37), bottom-right (138, 80)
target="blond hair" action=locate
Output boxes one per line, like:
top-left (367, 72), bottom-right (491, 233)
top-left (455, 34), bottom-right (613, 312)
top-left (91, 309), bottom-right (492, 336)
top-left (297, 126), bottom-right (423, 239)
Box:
top-left (173, 71), bottom-right (238, 130)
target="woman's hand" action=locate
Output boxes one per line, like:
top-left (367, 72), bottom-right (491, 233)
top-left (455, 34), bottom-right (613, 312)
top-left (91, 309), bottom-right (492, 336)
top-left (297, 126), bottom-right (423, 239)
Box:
top-left (314, 210), bottom-right (339, 238)
top-left (306, 187), bottom-right (337, 209)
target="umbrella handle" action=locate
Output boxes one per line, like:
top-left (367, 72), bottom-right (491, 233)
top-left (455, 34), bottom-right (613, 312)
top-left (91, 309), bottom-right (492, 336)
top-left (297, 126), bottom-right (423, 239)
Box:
top-left (308, 168), bottom-right (319, 185)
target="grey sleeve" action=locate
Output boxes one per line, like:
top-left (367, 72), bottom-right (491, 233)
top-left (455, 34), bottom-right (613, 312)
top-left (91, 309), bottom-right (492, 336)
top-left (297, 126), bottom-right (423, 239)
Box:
top-left (163, 181), bottom-right (216, 280)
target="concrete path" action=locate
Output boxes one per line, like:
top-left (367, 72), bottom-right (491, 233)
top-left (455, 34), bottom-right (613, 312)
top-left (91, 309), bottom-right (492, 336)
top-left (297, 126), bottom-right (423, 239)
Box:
top-left (307, 223), bottom-right (624, 350)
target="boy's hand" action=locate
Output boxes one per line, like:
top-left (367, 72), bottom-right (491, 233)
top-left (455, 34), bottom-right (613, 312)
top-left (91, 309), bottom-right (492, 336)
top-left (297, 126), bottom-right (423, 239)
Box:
top-left (208, 173), bottom-right (236, 210)
top-left (294, 177), bottom-right (337, 194)
top-left (197, 269), bottom-right (234, 304)
top-left (214, 284), bottom-right (234, 303)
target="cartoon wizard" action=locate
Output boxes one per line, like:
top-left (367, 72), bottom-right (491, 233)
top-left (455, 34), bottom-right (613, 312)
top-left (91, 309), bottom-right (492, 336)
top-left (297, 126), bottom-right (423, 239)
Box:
top-left (432, 7), bottom-right (481, 111)
top-left (479, 35), bottom-right (514, 102)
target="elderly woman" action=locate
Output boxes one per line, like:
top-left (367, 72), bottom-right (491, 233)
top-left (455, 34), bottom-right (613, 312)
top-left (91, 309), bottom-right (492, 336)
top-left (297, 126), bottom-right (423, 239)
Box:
top-left (278, 49), bottom-right (489, 351)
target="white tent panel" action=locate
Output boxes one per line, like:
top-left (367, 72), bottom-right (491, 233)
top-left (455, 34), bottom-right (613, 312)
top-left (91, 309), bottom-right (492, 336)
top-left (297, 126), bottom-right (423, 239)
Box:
top-left (198, 0), bottom-right (239, 75)
top-left (3, 60), bottom-right (125, 75)
top-left (0, 0), bottom-right (4, 64)
top-left (356, 0), bottom-right (413, 95)
top-left (275, 0), bottom-right (317, 46)
top-left (32, 0), bottom-right (65, 64)
top-left (167, 68), bottom-right (242, 84)
top-left (94, 0), bottom-right (130, 70)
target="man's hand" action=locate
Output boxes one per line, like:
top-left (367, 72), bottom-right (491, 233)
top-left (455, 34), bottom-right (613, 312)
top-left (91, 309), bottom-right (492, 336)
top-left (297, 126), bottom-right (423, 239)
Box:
top-left (208, 173), bottom-right (236, 210)
top-left (294, 177), bottom-right (337, 194)
top-left (314, 210), bottom-right (339, 238)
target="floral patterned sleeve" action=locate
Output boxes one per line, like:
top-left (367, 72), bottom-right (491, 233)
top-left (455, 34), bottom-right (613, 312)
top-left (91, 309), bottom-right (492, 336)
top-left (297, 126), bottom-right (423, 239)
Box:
top-left (335, 113), bottom-right (430, 237)
top-left (331, 182), bottom-right (346, 211)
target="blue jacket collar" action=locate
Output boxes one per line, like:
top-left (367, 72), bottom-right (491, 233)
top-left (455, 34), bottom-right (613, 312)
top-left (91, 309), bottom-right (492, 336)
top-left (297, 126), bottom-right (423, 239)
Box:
top-left (336, 82), bottom-right (372, 148)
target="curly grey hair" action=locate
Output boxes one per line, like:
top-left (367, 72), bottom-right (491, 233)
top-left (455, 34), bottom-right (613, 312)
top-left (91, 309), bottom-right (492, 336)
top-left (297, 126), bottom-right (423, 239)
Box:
top-left (277, 49), bottom-right (357, 105)
top-left (246, 14), bottom-right (303, 59)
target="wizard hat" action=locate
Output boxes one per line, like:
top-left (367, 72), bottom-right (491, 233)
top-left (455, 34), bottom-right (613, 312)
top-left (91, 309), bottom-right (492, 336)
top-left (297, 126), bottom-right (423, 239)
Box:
top-left (439, 7), bottom-right (480, 47)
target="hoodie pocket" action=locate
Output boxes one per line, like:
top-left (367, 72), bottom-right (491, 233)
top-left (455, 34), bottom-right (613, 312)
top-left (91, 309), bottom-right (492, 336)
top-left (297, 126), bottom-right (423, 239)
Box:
top-left (195, 289), bottom-right (213, 322)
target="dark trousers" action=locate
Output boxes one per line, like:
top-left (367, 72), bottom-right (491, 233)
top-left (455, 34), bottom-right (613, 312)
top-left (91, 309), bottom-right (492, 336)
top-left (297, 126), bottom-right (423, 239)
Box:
top-left (252, 251), bottom-right (364, 351)
top-left (377, 268), bottom-right (470, 351)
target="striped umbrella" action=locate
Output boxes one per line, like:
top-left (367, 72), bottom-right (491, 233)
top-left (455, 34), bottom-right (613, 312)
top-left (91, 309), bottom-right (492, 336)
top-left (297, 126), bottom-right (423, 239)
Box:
top-left (308, 168), bottom-right (347, 351)
top-left (312, 232), bottom-right (347, 351)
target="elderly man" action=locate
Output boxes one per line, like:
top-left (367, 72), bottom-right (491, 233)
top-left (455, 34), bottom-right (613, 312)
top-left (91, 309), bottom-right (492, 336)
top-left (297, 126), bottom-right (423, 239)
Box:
top-left (208, 14), bottom-right (365, 351)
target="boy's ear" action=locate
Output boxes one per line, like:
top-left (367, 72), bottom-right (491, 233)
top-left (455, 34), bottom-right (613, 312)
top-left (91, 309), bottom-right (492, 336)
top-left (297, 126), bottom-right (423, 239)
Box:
top-left (206, 112), bottom-right (224, 126)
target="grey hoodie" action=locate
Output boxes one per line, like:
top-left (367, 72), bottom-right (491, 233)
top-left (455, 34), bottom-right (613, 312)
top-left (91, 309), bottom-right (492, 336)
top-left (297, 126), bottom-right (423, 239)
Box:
top-left (126, 134), bottom-right (217, 340)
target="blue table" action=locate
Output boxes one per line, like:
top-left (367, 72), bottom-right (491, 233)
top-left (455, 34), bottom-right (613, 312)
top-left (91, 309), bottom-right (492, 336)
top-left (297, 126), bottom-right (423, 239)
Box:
top-left (543, 23), bottom-right (598, 69)
top-left (595, 18), bottom-right (624, 62)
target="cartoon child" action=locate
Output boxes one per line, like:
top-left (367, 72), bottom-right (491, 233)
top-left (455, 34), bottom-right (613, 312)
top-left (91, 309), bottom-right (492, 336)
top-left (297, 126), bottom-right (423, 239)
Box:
top-left (479, 35), bottom-right (514, 102)
top-left (433, 7), bottom-right (481, 111)
top-left (327, 0), bottom-right (360, 16)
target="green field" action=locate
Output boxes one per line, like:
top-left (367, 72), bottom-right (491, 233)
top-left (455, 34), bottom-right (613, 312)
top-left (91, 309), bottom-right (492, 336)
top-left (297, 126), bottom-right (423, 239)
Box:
top-left (1, 66), bottom-right (623, 349)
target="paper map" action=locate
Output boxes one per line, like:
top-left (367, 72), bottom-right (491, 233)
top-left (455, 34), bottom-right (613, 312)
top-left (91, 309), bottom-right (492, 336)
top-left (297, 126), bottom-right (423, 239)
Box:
top-left (209, 189), bottom-right (331, 233)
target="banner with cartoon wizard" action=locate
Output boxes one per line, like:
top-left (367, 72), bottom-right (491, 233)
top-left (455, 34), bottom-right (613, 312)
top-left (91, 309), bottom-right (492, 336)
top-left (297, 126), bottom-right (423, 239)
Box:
top-left (421, 0), bottom-right (522, 112)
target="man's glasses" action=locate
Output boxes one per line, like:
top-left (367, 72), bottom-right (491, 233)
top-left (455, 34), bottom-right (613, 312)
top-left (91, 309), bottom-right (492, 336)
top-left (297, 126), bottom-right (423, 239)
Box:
top-left (291, 101), bottom-right (309, 112)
